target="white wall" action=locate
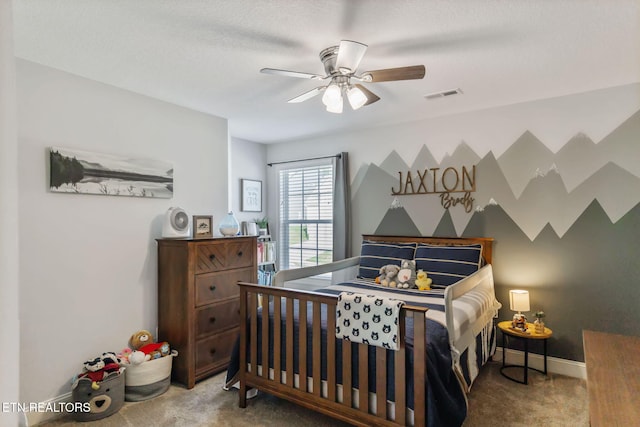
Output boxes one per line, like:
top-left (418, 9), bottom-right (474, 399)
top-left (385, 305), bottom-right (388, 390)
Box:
top-left (1, 1), bottom-right (21, 426)
top-left (16, 60), bottom-right (229, 408)
top-left (230, 137), bottom-right (267, 227)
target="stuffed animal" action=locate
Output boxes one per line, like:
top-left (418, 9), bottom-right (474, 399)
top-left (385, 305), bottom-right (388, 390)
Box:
top-left (128, 350), bottom-right (147, 365)
top-left (78, 354), bottom-right (121, 390)
top-left (376, 264), bottom-right (400, 287)
top-left (415, 269), bottom-right (432, 291)
top-left (145, 341), bottom-right (171, 360)
top-left (118, 348), bottom-right (132, 364)
top-left (128, 330), bottom-right (171, 361)
top-left (129, 330), bottom-right (154, 351)
top-left (396, 260), bottom-right (416, 289)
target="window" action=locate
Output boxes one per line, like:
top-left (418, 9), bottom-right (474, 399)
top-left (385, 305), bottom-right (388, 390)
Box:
top-left (278, 161), bottom-right (334, 270)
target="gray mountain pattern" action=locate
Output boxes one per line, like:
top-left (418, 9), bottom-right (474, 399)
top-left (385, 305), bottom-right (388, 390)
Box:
top-left (351, 109), bottom-right (640, 241)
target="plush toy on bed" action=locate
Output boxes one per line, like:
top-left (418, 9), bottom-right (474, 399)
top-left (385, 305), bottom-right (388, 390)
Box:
top-left (376, 264), bottom-right (400, 287)
top-left (396, 259), bottom-right (417, 289)
top-left (415, 269), bottom-right (433, 291)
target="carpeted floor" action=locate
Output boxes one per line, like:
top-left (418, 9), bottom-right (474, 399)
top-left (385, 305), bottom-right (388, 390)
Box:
top-left (39, 361), bottom-right (588, 427)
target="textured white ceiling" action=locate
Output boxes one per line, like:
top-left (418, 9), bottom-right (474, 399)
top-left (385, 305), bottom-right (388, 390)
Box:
top-left (12, 0), bottom-right (640, 144)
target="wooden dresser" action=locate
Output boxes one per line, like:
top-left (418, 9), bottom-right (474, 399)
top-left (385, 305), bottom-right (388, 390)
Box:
top-left (157, 236), bottom-right (257, 389)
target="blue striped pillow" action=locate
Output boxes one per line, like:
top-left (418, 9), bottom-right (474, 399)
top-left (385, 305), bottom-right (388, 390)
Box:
top-left (358, 240), bottom-right (417, 279)
top-left (414, 243), bottom-right (483, 287)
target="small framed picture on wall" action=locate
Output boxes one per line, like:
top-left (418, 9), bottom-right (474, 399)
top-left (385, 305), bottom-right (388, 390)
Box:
top-left (241, 179), bottom-right (262, 212)
top-left (192, 215), bottom-right (213, 238)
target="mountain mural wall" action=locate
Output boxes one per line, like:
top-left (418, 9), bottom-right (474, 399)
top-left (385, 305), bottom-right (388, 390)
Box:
top-left (350, 109), bottom-right (640, 362)
top-left (353, 109), bottom-right (640, 243)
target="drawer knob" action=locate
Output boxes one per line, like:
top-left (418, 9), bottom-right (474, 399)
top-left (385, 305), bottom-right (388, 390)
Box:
top-left (237, 250), bottom-right (243, 257)
top-left (209, 254), bottom-right (216, 261)
top-left (209, 285), bottom-right (216, 292)
top-left (209, 316), bottom-right (216, 323)
top-left (210, 348), bottom-right (216, 355)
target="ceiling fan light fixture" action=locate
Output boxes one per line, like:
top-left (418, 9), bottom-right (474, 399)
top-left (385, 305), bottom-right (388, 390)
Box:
top-left (322, 83), bottom-right (344, 113)
top-left (347, 85), bottom-right (367, 110)
top-left (322, 83), bottom-right (341, 106)
top-left (325, 97), bottom-right (343, 113)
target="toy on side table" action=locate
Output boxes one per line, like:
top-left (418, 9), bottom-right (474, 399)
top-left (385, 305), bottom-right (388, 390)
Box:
top-left (511, 313), bottom-right (528, 332)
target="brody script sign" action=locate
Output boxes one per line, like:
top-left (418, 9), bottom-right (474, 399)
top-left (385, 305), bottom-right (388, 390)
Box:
top-left (391, 165), bottom-right (476, 212)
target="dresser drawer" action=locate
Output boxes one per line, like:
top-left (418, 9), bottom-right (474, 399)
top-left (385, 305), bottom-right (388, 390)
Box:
top-left (195, 328), bottom-right (238, 372)
top-left (195, 268), bottom-right (253, 307)
top-left (196, 299), bottom-right (240, 337)
top-left (225, 240), bottom-right (254, 269)
top-left (195, 243), bottom-right (226, 274)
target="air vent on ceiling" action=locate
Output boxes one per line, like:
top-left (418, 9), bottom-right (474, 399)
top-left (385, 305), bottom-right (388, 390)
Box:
top-left (424, 88), bottom-right (463, 100)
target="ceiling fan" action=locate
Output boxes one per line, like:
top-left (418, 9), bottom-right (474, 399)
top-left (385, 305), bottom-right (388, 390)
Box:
top-left (261, 40), bottom-right (426, 113)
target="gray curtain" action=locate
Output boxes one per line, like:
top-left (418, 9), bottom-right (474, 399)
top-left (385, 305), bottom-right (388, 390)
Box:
top-left (333, 152), bottom-right (351, 260)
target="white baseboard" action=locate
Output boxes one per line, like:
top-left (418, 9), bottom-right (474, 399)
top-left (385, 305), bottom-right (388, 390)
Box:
top-left (21, 392), bottom-right (72, 426)
top-left (495, 347), bottom-right (586, 380)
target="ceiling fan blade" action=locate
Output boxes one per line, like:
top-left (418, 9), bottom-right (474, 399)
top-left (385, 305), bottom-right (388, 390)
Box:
top-left (261, 68), bottom-right (324, 80)
top-left (353, 84), bottom-right (380, 106)
top-left (363, 65), bottom-right (426, 82)
top-left (287, 86), bottom-right (326, 103)
top-left (335, 40), bottom-right (368, 74)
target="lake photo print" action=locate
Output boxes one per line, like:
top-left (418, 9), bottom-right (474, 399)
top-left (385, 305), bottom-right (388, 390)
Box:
top-left (49, 147), bottom-right (173, 198)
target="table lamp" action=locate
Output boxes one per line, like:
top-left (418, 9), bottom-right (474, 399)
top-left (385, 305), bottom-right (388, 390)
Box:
top-left (509, 289), bottom-right (530, 331)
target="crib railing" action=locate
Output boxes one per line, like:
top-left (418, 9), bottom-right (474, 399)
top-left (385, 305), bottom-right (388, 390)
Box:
top-left (237, 282), bottom-right (428, 427)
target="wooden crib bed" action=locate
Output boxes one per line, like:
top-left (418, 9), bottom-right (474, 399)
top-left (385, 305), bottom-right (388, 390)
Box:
top-left (228, 235), bottom-right (499, 427)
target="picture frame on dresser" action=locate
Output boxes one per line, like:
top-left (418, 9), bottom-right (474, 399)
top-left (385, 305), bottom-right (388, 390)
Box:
top-left (241, 179), bottom-right (262, 212)
top-left (192, 215), bottom-right (213, 238)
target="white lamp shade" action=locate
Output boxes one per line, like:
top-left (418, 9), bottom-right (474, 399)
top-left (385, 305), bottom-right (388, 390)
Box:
top-left (322, 84), bottom-right (341, 107)
top-left (347, 86), bottom-right (367, 110)
top-left (509, 290), bottom-right (530, 312)
top-left (325, 98), bottom-right (343, 113)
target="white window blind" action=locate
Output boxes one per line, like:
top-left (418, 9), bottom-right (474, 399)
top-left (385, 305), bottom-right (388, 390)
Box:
top-left (278, 162), bottom-right (334, 270)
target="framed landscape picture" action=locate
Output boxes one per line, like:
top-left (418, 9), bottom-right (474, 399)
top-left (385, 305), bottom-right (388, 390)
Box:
top-left (241, 179), bottom-right (262, 212)
top-left (49, 147), bottom-right (173, 198)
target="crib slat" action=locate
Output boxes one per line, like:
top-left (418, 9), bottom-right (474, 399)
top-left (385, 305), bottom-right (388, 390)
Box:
top-left (299, 299), bottom-right (308, 392)
top-left (274, 295), bottom-right (282, 383)
top-left (327, 302), bottom-right (336, 402)
top-left (413, 311), bottom-right (427, 427)
top-left (313, 301), bottom-right (322, 396)
top-left (358, 343), bottom-right (369, 413)
top-left (286, 298), bottom-right (294, 388)
top-left (376, 347), bottom-right (387, 419)
top-left (261, 296), bottom-right (269, 379)
top-left (250, 293), bottom-right (258, 376)
top-left (343, 341), bottom-right (352, 407)
top-left (239, 287), bottom-right (248, 408)
top-left (395, 316), bottom-right (406, 425)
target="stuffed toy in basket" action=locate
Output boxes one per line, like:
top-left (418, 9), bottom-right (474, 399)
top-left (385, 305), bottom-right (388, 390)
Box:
top-left (123, 330), bottom-right (177, 401)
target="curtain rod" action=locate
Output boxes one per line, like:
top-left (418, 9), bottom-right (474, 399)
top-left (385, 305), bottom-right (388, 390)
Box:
top-left (267, 153), bottom-right (341, 167)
